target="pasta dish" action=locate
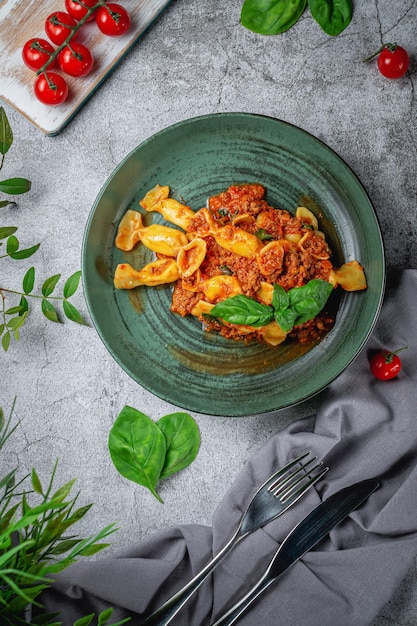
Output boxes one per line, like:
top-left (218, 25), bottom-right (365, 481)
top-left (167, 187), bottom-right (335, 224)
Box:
top-left (113, 183), bottom-right (366, 346)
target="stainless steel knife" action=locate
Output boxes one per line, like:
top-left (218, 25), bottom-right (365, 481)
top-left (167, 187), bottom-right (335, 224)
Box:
top-left (211, 478), bottom-right (379, 626)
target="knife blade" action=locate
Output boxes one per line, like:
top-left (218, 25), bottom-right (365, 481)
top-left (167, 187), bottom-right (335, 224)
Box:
top-left (211, 478), bottom-right (379, 626)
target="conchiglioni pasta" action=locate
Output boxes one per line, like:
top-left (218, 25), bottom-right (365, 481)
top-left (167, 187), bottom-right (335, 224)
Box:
top-left (114, 183), bottom-right (367, 346)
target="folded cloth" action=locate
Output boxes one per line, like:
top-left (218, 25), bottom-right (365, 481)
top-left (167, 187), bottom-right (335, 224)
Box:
top-left (40, 269), bottom-right (417, 625)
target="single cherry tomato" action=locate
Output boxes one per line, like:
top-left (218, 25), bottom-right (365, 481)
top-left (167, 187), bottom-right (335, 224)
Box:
top-left (58, 42), bottom-right (94, 77)
top-left (369, 346), bottom-right (408, 380)
top-left (45, 12), bottom-right (78, 46)
top-left (364, 43), bottom-right (410, 79)
top-left (378, 44), bottom-right (409, 79)
top-left (65, 0), bottom-right (99, 22)
top-left (34, 72), bottom-right (69, 106)
top-left (22, 38), bottom-right (57, 71)
top-left (96, 3), bottom-right (131, 36)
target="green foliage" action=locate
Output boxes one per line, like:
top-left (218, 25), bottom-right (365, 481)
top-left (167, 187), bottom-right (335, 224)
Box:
top-left (0, 108), bottom-right (31, 209)
top-left (0, 108), bottom-right (88, 351)
top-left (210, 279), bottom-right (334, 332)
top-left (108, 407), bottom-right (201, 503)
top-left (0, 399), bottom-right (127, 626)
top-left (240, 0), bottom-right (352, 36)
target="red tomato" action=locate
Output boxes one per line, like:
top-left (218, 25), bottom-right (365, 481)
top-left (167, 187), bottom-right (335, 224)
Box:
top-left (34, 72), bottom-right (69, 106)
top-left (369, 347), bottom-right (407, 380)
top-left (22, 38), bottom-right (56, 71)
top-left (45, 12), bottom-right (78, 46)
top-left (378, 44), bottom-right (409, 79)
top-left (65, 0), bottom-right (99, 22)
top-left (58, 42), bottom-right (94, 77)
top-left (96, 3), bottom-right (131, 36)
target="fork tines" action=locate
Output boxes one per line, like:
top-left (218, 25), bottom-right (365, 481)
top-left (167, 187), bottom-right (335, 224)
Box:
top-left (268, 452), bottom-right (328, 503)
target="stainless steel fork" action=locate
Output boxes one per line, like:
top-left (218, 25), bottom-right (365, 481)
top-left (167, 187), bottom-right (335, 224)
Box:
top-left (141, 451), bottom-right (329, 626)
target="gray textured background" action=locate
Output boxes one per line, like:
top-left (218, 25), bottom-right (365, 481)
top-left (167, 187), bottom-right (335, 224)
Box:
top-left (1, 0), bottom-right (416, 623)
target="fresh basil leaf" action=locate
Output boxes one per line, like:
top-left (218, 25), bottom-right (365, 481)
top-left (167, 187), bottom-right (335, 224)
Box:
top-left (241, 0), bottom-right (307, 35)
top-left (210, 294), bottom-right (274, 327)
top-left (289, 278), bottom-right (333, 325)
top-left (272, 284), bottom-right (296, 332)
top-left (308, 0), bottom-right (353, 36)
top-left (108, 406), bottom-right (166, 503)
top-left (0, 226), bottom-right (17, 239)
top-left (0, 107), bottom-right (13, 156)
top-left (63, 270), bottom-right (82, 298)
top-left (255, 228), bottom-right (274, 241)
top-left (274, 308), bottom-right (297, 332)
top-left (0, 177), bottom-right (31, 195)
top-left (42, 274), bottom-right (61, 297)
top-left (157, 412), bottom-right (200, 479)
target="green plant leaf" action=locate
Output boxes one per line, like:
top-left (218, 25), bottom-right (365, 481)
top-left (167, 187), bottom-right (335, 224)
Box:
top-left (2, 331), bottom-right (10, 351)
top-left (0, 199), bottom-right (15, 208)
top-left (0, 226), bottom-right (17, 239)
top-left (108, 406), bottom-right (166, 502)
top-left (6, 314), bottom-right (27, 331)
top-left (63, 270), bottom-right (82, 298)
top-left (50, 477), bottom-right (77, 502)
top-left (0, 177), bottom-right (32, 195)
top-left (41, 299), bottom-right (60, 322)
top-left (308, 0), bottom-right (353, 35)
top-left (6, 234), bottom-right (18, 254)
top-left (8, 242), bottom-right (40, 260)
top-left (210, 294), bottom-right (274, 327)
top-left (19, 295), bottom-right (29, 316)
top-left (42, 274), bottom-right (61, 297)
top-left (23, 266), bottom-right (35, 294)
top-left (98, 608), bottom-right (114, 625)
top-left (31, 468), bottom-right (43, 495)
top-left (74, 615), bottom-right (94, 626)
top-left (4, 305), bottom-right (24, 315)
top-left (241, 0), bottom-right (307, 34)
top-left (63, 300), bottom-right (87, 325)
top-left (157, 412), bottom-right (200, 479)
top-left (288, 278), bottom-right (333, 324)
top-left (0, 106), bottom-right (13, 155)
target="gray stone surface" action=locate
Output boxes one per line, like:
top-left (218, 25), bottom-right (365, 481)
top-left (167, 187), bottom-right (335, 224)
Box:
top-left (1, 0), bottom-right (416, 623)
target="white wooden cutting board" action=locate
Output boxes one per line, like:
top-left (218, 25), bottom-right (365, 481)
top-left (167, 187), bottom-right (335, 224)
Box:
top-left (0, 0), bottom-right (173, 135)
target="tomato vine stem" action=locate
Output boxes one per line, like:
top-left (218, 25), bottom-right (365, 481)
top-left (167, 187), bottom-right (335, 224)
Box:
top-left (37, 0), bottom-right (107, 75)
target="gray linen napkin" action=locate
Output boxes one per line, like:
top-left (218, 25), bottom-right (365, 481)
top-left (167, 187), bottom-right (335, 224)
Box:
top-left (40, 269), bottom-right (417, 625)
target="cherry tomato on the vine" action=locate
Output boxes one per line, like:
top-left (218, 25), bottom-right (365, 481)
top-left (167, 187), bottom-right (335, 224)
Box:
top-left (58, 42), bottom-right (94, 77)
top-left (96, 3), bottom-right (131, 36)
top-left (45, 12), bottom-right (78, 46)
top-left (65, 0), bottom-right (99, 22)
top-left (378, 44), bottom-right (410, 79)
top-left (34, 72), bottom-right (69, 106)
top-left (22, 38), bottom-right (56, 71)
top-left (369, 347), bottom-right (408, 380)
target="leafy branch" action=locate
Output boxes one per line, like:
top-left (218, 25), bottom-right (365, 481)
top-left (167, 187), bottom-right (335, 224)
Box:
top-left (0, 107), bottom-right (88, 351)
top-left (0, 399), bottom-right (130, 626)
top-left (0, 108), bottom-right (31, 209)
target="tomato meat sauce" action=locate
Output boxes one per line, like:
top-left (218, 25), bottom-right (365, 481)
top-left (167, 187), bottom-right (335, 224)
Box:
top-left (171, 184), bottom-right (335, 344)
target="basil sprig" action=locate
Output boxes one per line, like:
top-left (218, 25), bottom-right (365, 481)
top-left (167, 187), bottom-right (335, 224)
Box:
top-left (210, 295), bottom-right (274, 327)
top-left (108, 406), bottom-right (200, 503)
top-left (210, 278), bottom-right (333, 332)
top-left (272, 279), bottom-right (333, 331)
top-left (241, 0), bottom-right (353, 37)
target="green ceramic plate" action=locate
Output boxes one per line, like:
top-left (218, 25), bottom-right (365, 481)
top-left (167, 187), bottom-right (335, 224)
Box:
top-left (82, 113), bottom-right (385, 417)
